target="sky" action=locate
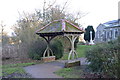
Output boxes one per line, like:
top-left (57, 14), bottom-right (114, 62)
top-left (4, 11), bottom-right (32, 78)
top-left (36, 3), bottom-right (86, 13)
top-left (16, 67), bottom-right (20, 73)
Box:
top-left (0, 0), bottom-right (119, 35)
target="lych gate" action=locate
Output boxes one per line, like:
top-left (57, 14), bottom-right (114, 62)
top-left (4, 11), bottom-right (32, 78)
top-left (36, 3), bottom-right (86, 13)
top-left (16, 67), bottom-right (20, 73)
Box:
top-left (36, 19), bottom-right (84, 61)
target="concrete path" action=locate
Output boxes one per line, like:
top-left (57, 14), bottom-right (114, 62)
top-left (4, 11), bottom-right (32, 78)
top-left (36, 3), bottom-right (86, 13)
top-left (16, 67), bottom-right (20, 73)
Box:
top-left (24, 57), bottom-right (87, 78)
top-left (24, 61), bottom-right (64, 78)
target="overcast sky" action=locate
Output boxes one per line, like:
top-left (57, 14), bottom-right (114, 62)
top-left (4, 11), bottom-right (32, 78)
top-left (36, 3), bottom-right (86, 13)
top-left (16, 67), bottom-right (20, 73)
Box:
top-left (0, 0), bottom-right (119, 34)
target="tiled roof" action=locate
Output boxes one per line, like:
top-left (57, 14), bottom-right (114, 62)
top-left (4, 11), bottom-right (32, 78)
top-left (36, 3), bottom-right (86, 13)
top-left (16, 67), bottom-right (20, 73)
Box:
top-left (104, 20), bottom-right (118, 24)
top-left (103, 20), bottom-right (119, 28)
top-left (36, 19), bottom-right (84, 33)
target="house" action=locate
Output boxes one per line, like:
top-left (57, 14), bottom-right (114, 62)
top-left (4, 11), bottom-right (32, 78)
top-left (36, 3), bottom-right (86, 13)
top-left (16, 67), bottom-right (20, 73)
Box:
top-left (95, 19), bottom-right (120, 43)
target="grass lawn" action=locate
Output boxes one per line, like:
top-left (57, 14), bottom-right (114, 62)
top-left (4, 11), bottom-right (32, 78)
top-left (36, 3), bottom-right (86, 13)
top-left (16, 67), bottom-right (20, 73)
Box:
top-left (2, 62), bottom-right (36, 77)
top-left (55, 66), bottom-right (83, 78)
top-left (61, 45), bottom-right (92, 60)
top-left (57, 45), bottom-right (94, 78)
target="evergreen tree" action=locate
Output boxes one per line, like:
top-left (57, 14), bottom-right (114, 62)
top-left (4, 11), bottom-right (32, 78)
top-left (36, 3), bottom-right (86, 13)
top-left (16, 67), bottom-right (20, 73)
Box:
top-left (84, 25), bottom-right (95, 42)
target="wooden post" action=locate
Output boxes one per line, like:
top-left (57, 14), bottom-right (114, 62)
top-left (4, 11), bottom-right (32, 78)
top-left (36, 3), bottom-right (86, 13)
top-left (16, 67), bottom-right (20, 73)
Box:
top-left (42, 36), bottom-right (55, 57)
top-left (65, 34), bottom-right (79, 60)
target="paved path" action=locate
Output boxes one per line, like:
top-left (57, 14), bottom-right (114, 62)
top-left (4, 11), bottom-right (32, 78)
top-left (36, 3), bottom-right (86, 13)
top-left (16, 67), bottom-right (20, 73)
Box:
top-left (24, 57), bottom-right (87, 78)
top-left (24, 61), bottom-right (64, 78)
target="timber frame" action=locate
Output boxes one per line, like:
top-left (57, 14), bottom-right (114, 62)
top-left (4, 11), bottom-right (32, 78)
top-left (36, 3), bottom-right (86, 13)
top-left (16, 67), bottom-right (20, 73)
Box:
top-left (36, 19), bottom-right (84, 60)
top-left (64, 34), bottom-right (79, 60)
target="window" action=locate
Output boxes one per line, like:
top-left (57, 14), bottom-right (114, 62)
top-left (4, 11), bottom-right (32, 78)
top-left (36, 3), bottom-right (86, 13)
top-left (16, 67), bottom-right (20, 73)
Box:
top-left (115, 29), bottom-right (118, 38)
top-left (104, 31), bottom-right (106, 41)
top-left (103, 31), bottom-right (106, 41)
top-left (98, 31), bottom-right (101, 38)
top-left (107, 31), bottom-right (109, 38)
top-left (110, 30), bottom-right (112, 39)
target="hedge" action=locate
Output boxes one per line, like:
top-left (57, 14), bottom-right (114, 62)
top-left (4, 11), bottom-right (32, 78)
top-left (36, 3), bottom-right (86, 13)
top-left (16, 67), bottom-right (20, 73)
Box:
top-left (85, 36), bottom-right (120, 78)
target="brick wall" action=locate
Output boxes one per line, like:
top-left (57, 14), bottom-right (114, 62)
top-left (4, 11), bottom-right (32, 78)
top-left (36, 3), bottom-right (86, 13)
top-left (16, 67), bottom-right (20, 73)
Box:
top-left (41, 56), bottom-right (55, 62)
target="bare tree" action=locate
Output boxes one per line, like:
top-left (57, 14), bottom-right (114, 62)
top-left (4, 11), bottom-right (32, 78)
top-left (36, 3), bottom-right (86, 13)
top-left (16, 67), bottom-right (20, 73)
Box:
top-left (13, 0), bottom-right (87, 48)
top-left (35, 0), bottom-right (87, 27)
top-left (0, 22), bottom-right (9, 46)
top-left (12, 0), bottom-right (87, 59)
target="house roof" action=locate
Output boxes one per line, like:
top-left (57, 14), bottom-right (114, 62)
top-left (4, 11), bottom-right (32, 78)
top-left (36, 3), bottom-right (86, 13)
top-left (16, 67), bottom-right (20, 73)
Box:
top-left (102, 20), bottom-right (120, 28)
top-left (35, 19), bottom-right (85, 36)
top-left (104, 20), bottom-right (118, 24)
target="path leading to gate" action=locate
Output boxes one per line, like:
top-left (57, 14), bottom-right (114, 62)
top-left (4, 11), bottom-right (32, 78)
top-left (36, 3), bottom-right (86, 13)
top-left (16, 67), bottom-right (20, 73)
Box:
top-left (24, 57), bottom-right (87, 78)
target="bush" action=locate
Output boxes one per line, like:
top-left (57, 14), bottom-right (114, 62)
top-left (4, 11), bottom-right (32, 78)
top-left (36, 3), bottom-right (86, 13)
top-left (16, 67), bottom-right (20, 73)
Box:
top-left (28, 39), bottom-right (47, 60)
top-left (51, 39), bottom-right (64, 59)
top-left (28, 38), bottom-right (64, 60)
top-left (74, 37), bottom-right (79, 50)
top-left (85, 36), bottom-right (120, 78)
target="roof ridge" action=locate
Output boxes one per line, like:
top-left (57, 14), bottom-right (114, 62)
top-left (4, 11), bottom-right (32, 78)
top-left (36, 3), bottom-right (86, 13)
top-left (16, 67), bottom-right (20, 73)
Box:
top-left (64, 20), bottom-right (84, 31)
top-left (103, 20), bottom-right (118, 24)
top-left (35, 19), bottom-right (84, 33)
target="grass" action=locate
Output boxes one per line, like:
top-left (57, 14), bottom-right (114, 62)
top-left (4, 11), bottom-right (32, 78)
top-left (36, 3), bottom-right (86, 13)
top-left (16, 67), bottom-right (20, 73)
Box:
top-left (55, 66), bottom-right (82, 78)
top-left (56, 45), bottom-right (94, 78)
top-left (1, 45), bottom-right (94, 78)
top-left (76, 45), bottom-right (92, 58)
top-left (61, 45), bottom-right (92, 60)
top-left (2, 62), bottom-right (36, 77)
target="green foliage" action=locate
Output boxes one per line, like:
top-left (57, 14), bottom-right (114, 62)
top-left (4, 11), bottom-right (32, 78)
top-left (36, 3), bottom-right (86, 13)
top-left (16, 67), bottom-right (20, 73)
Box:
top-left (61, 45), bottom-right (92, 60)
top-left (61, 53), bottom-right (69, 60)
top-left (55, 67), bottom-right (82, 78)
top-left (84, 25), bottom-right (95, 42)
top-left (85, 36), bottom-right (120, 78)
top-left (15, 18), bottom-right (39, 45)
top-left (28, 38), bottom-right (64, 60)
top-left (2, 62), bottom-right (36, 77)
top-left (76, 45), bottom-right (92, 58)
top-left (3, 62), bottom-right (36, 68)
top-left (60, 37), bottom-right (71, 53)
top-left (3, 67), bottom-right (25, 76)
top-left (74, 37), bottom-right (79, 50)
top-left (12, 1), bottom-right (86, 60)
top-left (28, 39), bottom-right (47, 60)
top-left (51, 39), bottom-right (64, 59)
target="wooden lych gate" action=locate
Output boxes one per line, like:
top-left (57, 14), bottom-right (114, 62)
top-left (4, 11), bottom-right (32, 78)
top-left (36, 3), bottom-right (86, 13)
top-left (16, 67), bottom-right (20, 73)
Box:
top-left (36, 19), bottom-right (84, 61)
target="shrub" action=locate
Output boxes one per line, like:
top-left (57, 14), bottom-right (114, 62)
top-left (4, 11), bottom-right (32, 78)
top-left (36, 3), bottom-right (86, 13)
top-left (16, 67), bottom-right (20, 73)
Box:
top-left (74, 37), bottom-right (79, 50)
top-left (85, 36), bottom-right (120, 78)
top-left (28, 38), bottom-right (64, 60)
top-left (51, 39), bottom-right (64, 59)
top-left (28, 39), bottom-right (47, 60)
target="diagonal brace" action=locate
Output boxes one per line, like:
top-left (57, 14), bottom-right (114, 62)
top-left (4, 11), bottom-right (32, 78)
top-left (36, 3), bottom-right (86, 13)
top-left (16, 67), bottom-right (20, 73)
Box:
top-left (42, 36), bottom-right (56, 57)
top-left (65, 35), bottom-right (79, 60)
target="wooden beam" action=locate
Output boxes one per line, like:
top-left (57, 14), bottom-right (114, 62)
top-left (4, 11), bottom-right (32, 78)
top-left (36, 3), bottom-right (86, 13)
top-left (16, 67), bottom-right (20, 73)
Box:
top-left (64, 34), bottom-right (79, 60)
